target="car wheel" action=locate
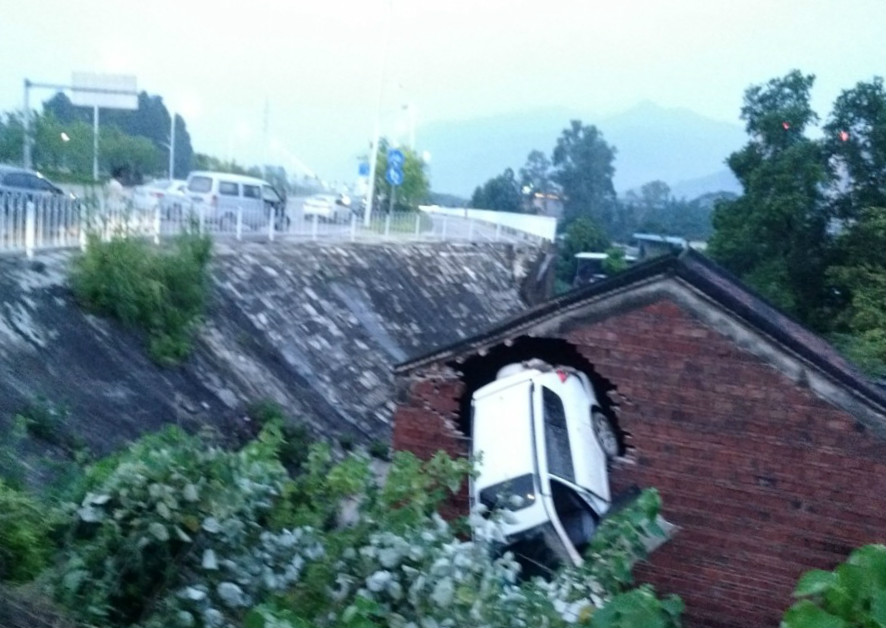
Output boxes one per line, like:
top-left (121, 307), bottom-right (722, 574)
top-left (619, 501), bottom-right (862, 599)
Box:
top-left (592, 409), bottom-right (619, 459)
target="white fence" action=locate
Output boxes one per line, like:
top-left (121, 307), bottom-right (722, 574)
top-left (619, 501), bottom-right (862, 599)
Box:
top-left (419, 205), bottom-right (558, 241)
top-left (0, 194), bottom-right (549, 258)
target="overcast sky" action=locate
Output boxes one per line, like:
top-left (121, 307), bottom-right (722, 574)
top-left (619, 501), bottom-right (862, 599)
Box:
top-left (1, 0), bottom-right (883, 185)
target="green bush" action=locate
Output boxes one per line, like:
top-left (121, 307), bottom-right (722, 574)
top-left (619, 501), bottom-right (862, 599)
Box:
top-left (246, 400), bottom-right (311, 472)
top-left (53, 424), bottom-right (295, 626)
top-left (781, 544), bottom-right (886, 628)
top-left (0, 480), bottom-right (57, 582)
top-left (70, 231), bottom-right (212, 365)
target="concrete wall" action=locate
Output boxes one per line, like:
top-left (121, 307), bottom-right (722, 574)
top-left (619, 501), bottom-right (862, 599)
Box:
top-left (392, 296), bottom-right (886, 628)
top-left (0, 240), bottom-right (545, 476)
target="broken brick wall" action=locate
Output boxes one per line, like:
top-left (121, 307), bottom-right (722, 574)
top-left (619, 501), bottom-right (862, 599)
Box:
top-left (393, 296), bottom-right (886, 628)
top-left (392, 368), bottom-right (470, 521)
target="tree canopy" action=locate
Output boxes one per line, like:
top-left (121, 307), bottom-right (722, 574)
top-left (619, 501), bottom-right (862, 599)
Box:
top-left (370, 138), bottom-right (430, 211)
top-left (552, 120), bottom-right (618, 226)
top-left (708, 70), bottom-right (886, 374)
top-left (470, 167), bottom-right (523, 213)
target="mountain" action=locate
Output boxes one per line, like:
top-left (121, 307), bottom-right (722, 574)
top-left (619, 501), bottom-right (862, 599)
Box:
top-left (669, 169), bottom-right (741, 200)
top-left (418, 101), bottom-right (746, 199)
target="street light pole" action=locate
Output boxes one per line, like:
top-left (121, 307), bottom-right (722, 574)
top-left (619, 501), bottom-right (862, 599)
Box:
top-left (22, 79), bottom-right (32, 170)
top-left (364, 0), bottom-right (393, 227)
top-left (168, 110), bottom-right (176, 179)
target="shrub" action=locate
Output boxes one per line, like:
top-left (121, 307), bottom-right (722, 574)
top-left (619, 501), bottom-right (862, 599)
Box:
top-left (0, 480), bottom-right (57, 582)
top-left (52, 424), bottom-right (295, 626)
top-left (70, 230), bottom-right (212, 365)
top-left (246, 401), bottom-right (311, 472)
top-left (781, 544), bottom-right (886, 628)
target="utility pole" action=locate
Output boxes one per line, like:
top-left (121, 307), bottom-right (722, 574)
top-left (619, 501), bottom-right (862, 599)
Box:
top-left (22, 79), bottom-right (31, 170)
top-left (364, 0), bottom-right (393, 227)
top-left (168, 110), bottom-right (176, 179)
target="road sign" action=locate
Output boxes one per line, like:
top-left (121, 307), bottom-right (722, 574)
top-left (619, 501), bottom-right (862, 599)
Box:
top-left (387, 149), bottom-right (405, 168)
top-left (358, 161), bottom-right (370, 176)
top-left (386, 166), bottom-right (404, 186)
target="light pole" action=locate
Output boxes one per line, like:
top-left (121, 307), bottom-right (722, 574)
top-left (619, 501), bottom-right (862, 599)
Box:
top-left (168, 109), bottom-right (176, 179)
top-left (364, 0), bottom-right (393, 227)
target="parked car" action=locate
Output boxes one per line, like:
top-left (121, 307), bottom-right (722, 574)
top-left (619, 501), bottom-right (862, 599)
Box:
top-left (302, 194), bottom-right (350, 222)
top-left (470, 359), bottom-right (619, 575)
top-left (0, 165), bottom-right (71, 200)
top-left (185, 171), bottom-right (287, 230)
top-left (132, 179), bottom-right (189, 218)
top-left (0, 165), bottom-right (79, 245)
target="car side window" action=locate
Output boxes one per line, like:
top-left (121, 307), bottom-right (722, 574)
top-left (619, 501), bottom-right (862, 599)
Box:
top-left (31, 177), bottom-right (56, 192)
top-left (219, 181), bottom-right (239, 196)
top-left (242, 184), bottom-right (261, 199)
top-left (542, 387), bottom-right (575, 483)
top-left (262, 185), bottom-right (281, 202)
top-left (3, 173), bottom-right (29, 188)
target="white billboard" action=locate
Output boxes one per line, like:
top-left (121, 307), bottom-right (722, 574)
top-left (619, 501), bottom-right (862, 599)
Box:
top-left (71, 72), bottom-right (138, 109)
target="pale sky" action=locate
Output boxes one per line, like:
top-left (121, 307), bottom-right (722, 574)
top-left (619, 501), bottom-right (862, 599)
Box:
top-left (1, 0), bottom-right (884, 187)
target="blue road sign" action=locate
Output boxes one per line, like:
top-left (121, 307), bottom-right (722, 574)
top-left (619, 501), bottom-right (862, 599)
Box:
top-left (386, 166), bottom-right (404, 186)
top-left (387, 149), bottom-right (405, 169)
top-left (358, 161), bottom-right (370, 176)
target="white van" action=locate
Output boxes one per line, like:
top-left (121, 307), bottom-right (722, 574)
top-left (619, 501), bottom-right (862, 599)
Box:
top-left (470, 360), bottom-right (618, 573)
top-left (185, 171), bottom-right (287, 229)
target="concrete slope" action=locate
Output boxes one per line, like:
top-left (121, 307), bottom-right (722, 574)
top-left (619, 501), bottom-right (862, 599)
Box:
top-left (0, 240), bottom-right (541, 460)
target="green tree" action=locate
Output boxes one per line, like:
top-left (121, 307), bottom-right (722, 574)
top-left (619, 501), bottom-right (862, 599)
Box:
top-left (825, 207), bottom-right (886, 376)
top-left (556, 217), bottom-right (611, 288)
top-left (471, 167), bottom-right (523, 213)
top-left (44, 91), bottom-right (195, 179)
top-left (371, 138), bottom-right (430, 211)
top-left (602, 247), bottom-right (629, 275)
top-left (708, 70), bottom-right (831, 324)
top-left (99, 124), bottom-right (164, 183)
top-left (551, 120), bottom-right (618, 227)
top-left (822, 77), bottom-right (886, 219)
top-left (519, 149), bottom-right (553, 212)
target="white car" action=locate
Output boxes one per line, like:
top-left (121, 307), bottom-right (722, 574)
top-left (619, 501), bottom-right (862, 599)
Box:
top-left (132, 179), bottom-right (188, 218)
top-left (302, 194), bottom-right (350, 222)
top-left (470, 360), bottom-right (619, 574)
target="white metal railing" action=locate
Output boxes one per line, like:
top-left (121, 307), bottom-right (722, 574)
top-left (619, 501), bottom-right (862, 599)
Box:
top-left (0, 193), bottom-right (549, 258)
top-left (419, 205), bottom-right (558, 241)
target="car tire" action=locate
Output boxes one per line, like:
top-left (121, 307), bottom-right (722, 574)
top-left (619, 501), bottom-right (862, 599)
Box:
top-left (592, 409), bottom-right (619, 459)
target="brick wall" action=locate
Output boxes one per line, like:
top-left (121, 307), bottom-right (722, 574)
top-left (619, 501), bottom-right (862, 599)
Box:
top-left (564, 298), bottom-right (886, 628)
top-left (393, 296), bottom-right (886, 628)
top-left (392, 373), bottom-right (471, 520)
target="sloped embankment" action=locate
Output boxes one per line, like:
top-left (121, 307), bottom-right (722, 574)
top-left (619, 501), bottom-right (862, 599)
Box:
top-left (0, 240), bottom-right (547, 460)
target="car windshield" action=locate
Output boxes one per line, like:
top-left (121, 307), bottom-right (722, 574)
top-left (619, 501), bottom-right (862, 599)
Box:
top-left (478, 473), bottom-right (536, 512)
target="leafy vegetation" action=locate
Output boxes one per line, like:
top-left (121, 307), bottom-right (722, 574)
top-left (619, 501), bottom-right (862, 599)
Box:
top-left (368, 138), bottom-right (431, 211)
top-left (781, 544), bottom-right (886, 628)
top-left (0, 480), bottom-right (57, 583)
top-left (471, 167), bottom-right (524, 213)
top-left (708, 71), bottom-right (886, 375)
top-left (0, 408), bottom-right (683, 628)
top-left (70, 230), bottom-right (213, 365)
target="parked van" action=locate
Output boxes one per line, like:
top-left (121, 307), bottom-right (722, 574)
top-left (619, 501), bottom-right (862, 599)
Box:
top-left (185, 171), bottom-right (287, 229)
top-left (470, 360), bottom-right (618, 573)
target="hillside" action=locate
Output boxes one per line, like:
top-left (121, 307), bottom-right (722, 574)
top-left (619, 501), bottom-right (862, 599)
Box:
top-left (419, 101), bottom-right (745, 198)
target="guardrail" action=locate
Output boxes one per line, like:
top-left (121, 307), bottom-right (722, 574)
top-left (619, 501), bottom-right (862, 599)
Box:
top-left (0, 194), bottom-right (548, 258)
top-left (419, 205), bottom-right (558, 241)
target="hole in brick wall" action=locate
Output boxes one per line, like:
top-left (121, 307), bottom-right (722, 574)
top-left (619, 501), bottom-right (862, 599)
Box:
top-left (449, 335), bottom-right (626, 457)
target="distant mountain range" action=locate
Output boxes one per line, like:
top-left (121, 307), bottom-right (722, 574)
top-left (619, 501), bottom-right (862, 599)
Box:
top-left (418, 101), bottom-right (746, 199)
